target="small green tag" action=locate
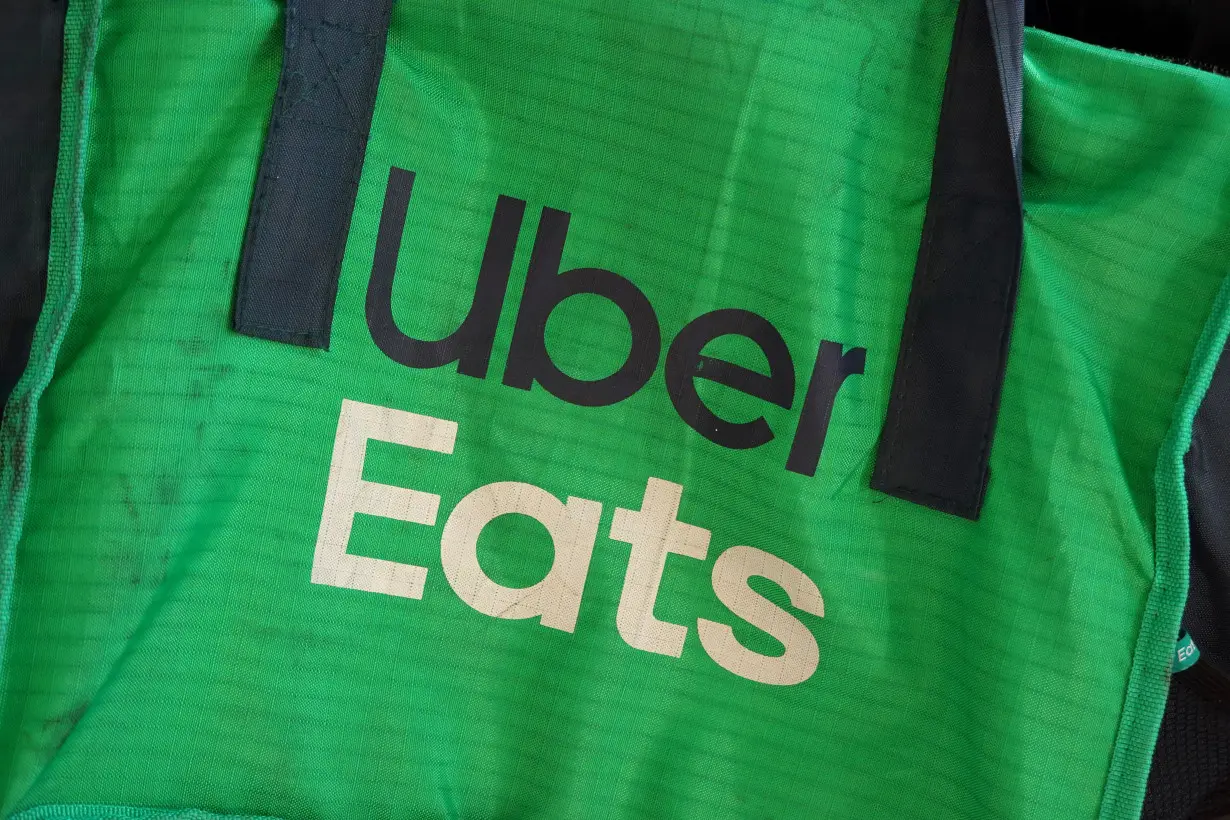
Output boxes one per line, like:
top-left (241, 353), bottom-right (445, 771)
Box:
top-left (1174, 633), bottom-right (1200, 673)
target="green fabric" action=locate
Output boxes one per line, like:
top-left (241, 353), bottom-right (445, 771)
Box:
top-left (3, 2), bottom-right (1230, 818)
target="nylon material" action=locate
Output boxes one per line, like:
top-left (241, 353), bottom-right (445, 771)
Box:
top-left (1013, 231), bottom-right (1156, 594)
top-left (2, 7), bottom-right (1230, 820)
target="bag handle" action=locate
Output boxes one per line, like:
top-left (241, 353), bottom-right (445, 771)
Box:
top-left (232, 0), bottom-right (396, 348)
top-left (870, 0), bottom-right (1026, 519)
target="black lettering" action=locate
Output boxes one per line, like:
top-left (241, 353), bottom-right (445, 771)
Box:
top-left (503, 207), bottom-right (661, 407)
top-left (665, 309), bottom-right (794, 450)
top-left (366, 167), bottom-right (526, 378)
top-left (786, 342), bottom-right (866, 476)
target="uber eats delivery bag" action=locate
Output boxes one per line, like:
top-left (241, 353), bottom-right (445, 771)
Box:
top-left (3, 0), bottom-right (1230, 817)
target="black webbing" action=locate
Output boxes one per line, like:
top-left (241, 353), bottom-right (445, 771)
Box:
top-left (233, 0), bottom-right (396, 348)
top-left (870, 0), bottom-right (1025, 520)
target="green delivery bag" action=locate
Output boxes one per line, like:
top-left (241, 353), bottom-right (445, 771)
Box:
top-left (3, 0), bottom-right (1230, 817)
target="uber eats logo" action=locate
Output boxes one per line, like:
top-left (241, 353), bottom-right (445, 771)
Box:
top-left (312, 168), bottom-right (867, 686)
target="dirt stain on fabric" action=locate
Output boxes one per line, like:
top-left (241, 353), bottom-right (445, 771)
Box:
top-left (154, 472), bottom-right (180, 505)
top-left (6, 394), bottom-right (34, 491)
top-left (120, 476), bottom-right (139, 524)
top-left (175, 337), bottom-right (209, 358)
top-left (43, 701), bottom-right (89, 754)
top-left (187, 363), bottom-right (234, 401)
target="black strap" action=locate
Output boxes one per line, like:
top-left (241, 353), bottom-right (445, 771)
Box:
top-left (233, 0), bottom-right (396, 349)
top-left (0, 0), bottom-right (67, 411)
top-left (870, 0), bottom-right (1025, 520)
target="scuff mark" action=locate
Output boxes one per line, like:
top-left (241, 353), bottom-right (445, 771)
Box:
top-left (154, 472), bottom-right (179, 506)
top-left (175, 338), bottom-right (209, 358)
top-left (119, 476), bottom-right (139, 524)
top-left (43, 701), bottom-right (89, 755)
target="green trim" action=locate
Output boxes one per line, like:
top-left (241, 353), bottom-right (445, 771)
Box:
top-left (0, 0), bottom-right (101, 695)
top-left (1099, 275), bottom-right (1230, 819)
top-left (10, 805), bottom-right (280, 820)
